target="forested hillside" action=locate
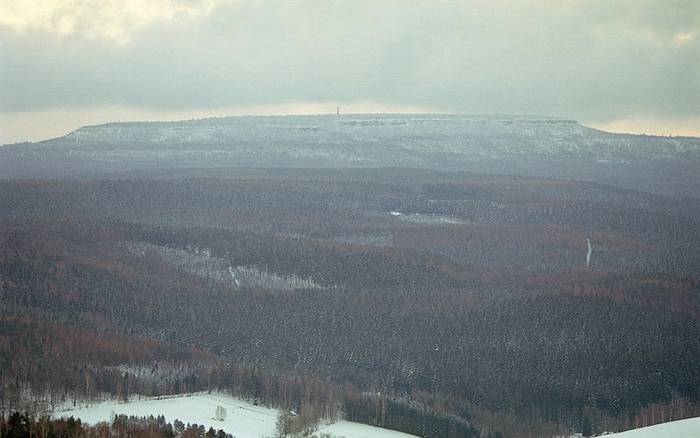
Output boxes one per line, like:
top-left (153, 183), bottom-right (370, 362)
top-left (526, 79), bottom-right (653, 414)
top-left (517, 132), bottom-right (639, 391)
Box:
top-left (1, 168), bottom-right (698, 437)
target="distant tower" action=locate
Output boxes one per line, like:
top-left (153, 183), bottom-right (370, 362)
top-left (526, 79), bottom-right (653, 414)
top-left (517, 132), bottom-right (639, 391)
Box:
top-left (586, 238), bottom-right (592, 268)
top-left (337, 106), bottom-right (340, 116)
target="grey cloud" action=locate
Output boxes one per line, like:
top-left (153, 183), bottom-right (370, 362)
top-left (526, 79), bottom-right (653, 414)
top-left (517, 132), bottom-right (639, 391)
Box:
top-left (0, 0), bottom-right (698, 123)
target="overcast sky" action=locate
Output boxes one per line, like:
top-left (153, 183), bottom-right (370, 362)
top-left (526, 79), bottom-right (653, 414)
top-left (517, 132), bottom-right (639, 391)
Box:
top-left (0, 0), bottom-right (698, 143)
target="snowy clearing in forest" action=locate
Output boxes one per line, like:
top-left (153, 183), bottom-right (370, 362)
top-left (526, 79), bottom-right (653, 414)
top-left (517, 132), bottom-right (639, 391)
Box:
top-left (124, 242), bottom-right (324, 290)
top-left (389, 212), bottom-right (469, 225)
top-left (52, 393), bottom-right (417, 438)
top-left (601, 417), bottom-right (700, 437)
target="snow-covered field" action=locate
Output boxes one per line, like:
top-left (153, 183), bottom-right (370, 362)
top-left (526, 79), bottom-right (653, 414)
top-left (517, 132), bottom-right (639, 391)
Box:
top-left (50, 392), bottom-right (700, 437)
top-left (52, 393), bottom-right (417, 438)
top-left (600, 417), bottom-right (700, 437)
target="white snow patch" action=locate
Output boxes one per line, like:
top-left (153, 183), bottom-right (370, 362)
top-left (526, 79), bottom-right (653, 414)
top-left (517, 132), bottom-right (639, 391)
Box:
top-left (124, 242), bottom-right (324, 290)
top-left (600, 417), bottom-right (700, 437)
top-left (320, 420), bottom-right (417, 438)
top-left (395, 213), bottom-right (469, 225)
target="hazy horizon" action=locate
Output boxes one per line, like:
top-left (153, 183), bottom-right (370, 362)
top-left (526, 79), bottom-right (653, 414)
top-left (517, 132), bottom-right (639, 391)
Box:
top-left (2, 105), bottom-right (699, 145)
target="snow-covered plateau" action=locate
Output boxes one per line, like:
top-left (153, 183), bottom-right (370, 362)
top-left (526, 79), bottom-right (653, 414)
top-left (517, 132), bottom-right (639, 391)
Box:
top-left (3, 114), bottom-right (699, 197)
top-left (49, 115), bottom-right (700, 160)
top-left (52, 393), bottom-right (418, 438)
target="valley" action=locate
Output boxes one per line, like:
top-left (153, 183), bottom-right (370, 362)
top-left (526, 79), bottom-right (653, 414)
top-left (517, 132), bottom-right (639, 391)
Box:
top-left (1, 160), bottom-right (698, 437)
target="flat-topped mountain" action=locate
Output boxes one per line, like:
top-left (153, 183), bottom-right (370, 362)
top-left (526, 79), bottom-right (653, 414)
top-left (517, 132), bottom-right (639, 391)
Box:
top-left (2, 114), bottom-right (699, 196)
top-left (23, 114), bottom-right (700, 159)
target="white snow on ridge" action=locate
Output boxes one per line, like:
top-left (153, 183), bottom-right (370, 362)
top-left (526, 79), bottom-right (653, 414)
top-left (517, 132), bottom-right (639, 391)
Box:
top-left (52, 393), bottom-right (418, 438)
top-left (599, 417), bottom-right (700, 437)
top-left (59, 115), bottom-right (699, 160)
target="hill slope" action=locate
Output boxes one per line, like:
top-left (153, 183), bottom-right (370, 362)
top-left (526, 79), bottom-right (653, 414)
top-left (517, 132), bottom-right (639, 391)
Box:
top-left (2, 115), bottom-right (699, 196)
top-left (603, 417), bottom-right (700, 437)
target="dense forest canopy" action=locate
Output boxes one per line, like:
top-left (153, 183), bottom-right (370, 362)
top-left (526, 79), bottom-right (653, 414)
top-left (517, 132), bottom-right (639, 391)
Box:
top-left (1, 166), bottom-right (698, 437)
